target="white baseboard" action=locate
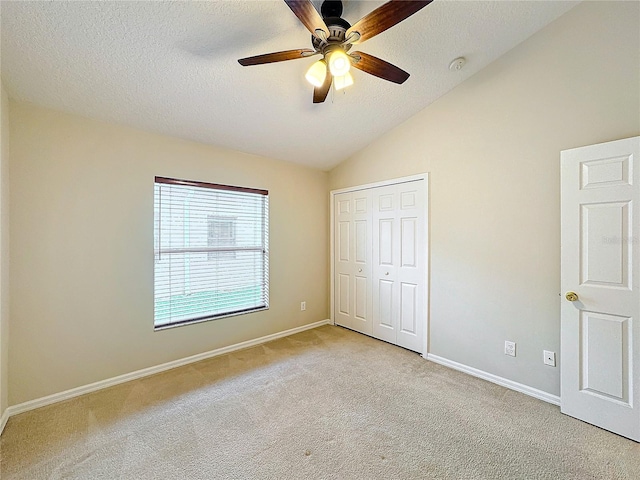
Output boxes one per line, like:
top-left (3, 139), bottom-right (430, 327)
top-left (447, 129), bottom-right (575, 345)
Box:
top-left (1, 319), bottom-right (331, 426)
top-left (0, 408), bottom-right (8, 435)
top-left (425, 353), bottom-right (561, 406)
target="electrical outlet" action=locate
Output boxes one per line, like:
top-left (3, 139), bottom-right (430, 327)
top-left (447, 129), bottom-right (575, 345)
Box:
top-left (300, 301), bottom-right (306, 311)
top-left (504, 341), bottom-right (516, 357)
top-left (543, 350), bottom-right (556, 367)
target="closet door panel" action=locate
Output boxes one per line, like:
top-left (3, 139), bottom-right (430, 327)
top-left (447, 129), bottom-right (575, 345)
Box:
top-left (354, 220), bottom-right (367, 263)
top-left (355, 276), bottom-right (368, 320)
top-left (378, 279), bottom-right (395, 329)
top-left (395, 182), bottom-right (426, 352)
top-left (400, 282), bottom-right (417, 335)
top-left (334, 192), bottom-right (353, 328)
top-left (373, 185), bottom-right (399, 343)
top-left (351, 189), bottom-right (373, 334)
top-left (378, 219), bottom-right (394, 265)
top-left (338, 274), bottom-right (350, 316)
top-left (338, 221), bottom-right (350, 261)
top-left (401, 217), bottom-right (417, 267)
top-left (335, 190), bottom-right (372, 334)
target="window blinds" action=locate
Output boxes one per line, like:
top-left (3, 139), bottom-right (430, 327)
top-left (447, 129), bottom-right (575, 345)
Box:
top-left (154, 177), bottom-right (269, 329)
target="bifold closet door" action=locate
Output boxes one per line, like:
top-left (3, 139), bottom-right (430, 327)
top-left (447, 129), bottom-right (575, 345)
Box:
top-left (372, 181), bottom-right (426, 353)
top-left (334, 190), bottom-right (373, 335)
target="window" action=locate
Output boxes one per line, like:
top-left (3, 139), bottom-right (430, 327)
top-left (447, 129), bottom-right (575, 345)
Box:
top-left (154, 176), bottom-right (269, 329)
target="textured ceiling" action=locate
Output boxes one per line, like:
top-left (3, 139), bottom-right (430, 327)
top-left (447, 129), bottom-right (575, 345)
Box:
top-left (1, 1), bottom-right (579, 170)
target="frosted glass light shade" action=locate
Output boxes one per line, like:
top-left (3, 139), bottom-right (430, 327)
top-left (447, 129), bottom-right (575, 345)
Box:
top-left (334, 72), bottom-right (354, 91)
top-left (328, 50), bottom-right (351, 77)
top-left (305, 60), bottom-right (327, 87)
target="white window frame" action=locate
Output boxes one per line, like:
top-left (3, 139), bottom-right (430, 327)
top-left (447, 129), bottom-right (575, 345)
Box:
top-left (154, 176), bottom-right (269, 330)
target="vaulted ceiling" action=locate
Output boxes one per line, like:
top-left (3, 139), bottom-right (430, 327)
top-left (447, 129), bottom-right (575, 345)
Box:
top-left (1, 1), bottom-right (578, 170)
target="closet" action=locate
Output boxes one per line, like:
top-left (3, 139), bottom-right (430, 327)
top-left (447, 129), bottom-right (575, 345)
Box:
top-left (332, 176), bottom-right (428, 353)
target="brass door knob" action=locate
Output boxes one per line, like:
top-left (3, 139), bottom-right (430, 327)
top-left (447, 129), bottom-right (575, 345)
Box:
top-left (565, 291), bottom-right (579, 302)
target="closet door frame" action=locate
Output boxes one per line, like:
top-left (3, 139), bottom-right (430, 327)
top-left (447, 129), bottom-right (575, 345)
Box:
top-left (330, 173), bottom-right (430, 355)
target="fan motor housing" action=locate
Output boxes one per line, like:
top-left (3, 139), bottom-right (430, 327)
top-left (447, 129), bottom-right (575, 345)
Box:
top-left (311, 16), bottom-right (351, 50)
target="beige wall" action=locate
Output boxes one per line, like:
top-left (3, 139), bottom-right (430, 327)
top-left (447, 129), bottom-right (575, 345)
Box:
top-left (0, 83), bottom-right (9, 417)
top-left (330, 1), bottom-right (640, 396)
top-left (9, 102), bottom-right (328, 405)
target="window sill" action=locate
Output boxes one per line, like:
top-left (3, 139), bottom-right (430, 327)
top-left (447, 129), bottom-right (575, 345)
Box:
top-left (153, 306), bottom-right (269, 331)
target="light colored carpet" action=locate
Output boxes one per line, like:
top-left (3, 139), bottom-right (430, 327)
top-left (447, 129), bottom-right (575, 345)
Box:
top-left (1, 325), bottom-right (639, 479)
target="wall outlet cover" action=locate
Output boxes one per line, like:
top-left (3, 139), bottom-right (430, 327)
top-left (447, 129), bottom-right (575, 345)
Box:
top-left (543, 350), bottom-right (556, 367)
top-left (505, 341), bottom-right (516, 357)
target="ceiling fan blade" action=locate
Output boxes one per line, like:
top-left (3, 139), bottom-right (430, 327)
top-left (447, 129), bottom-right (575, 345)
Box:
top-left (346, 0), bottom-right (433, 44)
top-left (238, 49), bottom-right (317, 66)
top-left (284, 0), bottom-right (329, 39)
top-left (313, 64), bottom-right (332, 103)
top-left (350, 51), bottom-right (410, 84)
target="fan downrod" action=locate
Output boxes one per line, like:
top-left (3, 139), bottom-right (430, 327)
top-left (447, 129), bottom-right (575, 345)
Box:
top-left (320, 0), bottom-right (343, 18)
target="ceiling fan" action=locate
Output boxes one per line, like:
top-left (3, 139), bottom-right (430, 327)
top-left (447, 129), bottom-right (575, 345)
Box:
top-left (238, 0), bottom-right (433, 103)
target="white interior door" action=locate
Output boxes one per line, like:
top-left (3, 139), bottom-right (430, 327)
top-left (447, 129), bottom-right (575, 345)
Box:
top-left (561, 136), bottom-right (640, 441)
top-left (395, 182), bottom-right (426, 352)
top-left (372, 184), bottom-right (398, 345)
top-left (334, 190), bottom-right (373, 335)
top-left (372, 180), bottom-right (426, 353)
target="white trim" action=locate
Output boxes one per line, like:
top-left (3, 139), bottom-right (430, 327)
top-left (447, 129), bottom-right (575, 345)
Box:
top-left (329, 173), bottom-right (430, 351)
top-left (0, 408), bottom-right (8, 435)
top-left (1, 319), bottom-right (330, 423)
top-left (425, 353), bottom-right (561, 406)
top-left (329, 193), bottom-right (336, 326)
top-left (330, 173), bottom-right (428, 195)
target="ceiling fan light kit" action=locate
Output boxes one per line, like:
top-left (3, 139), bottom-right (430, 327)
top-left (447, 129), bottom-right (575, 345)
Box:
top-left (328, 49), bottom-right (351, 77)
top-left (305, 59), bottom-right (327, 87)
top-left (334, 72), bottom-right (354, 91)
top-left (238, 0), bottom-right (433, 104)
